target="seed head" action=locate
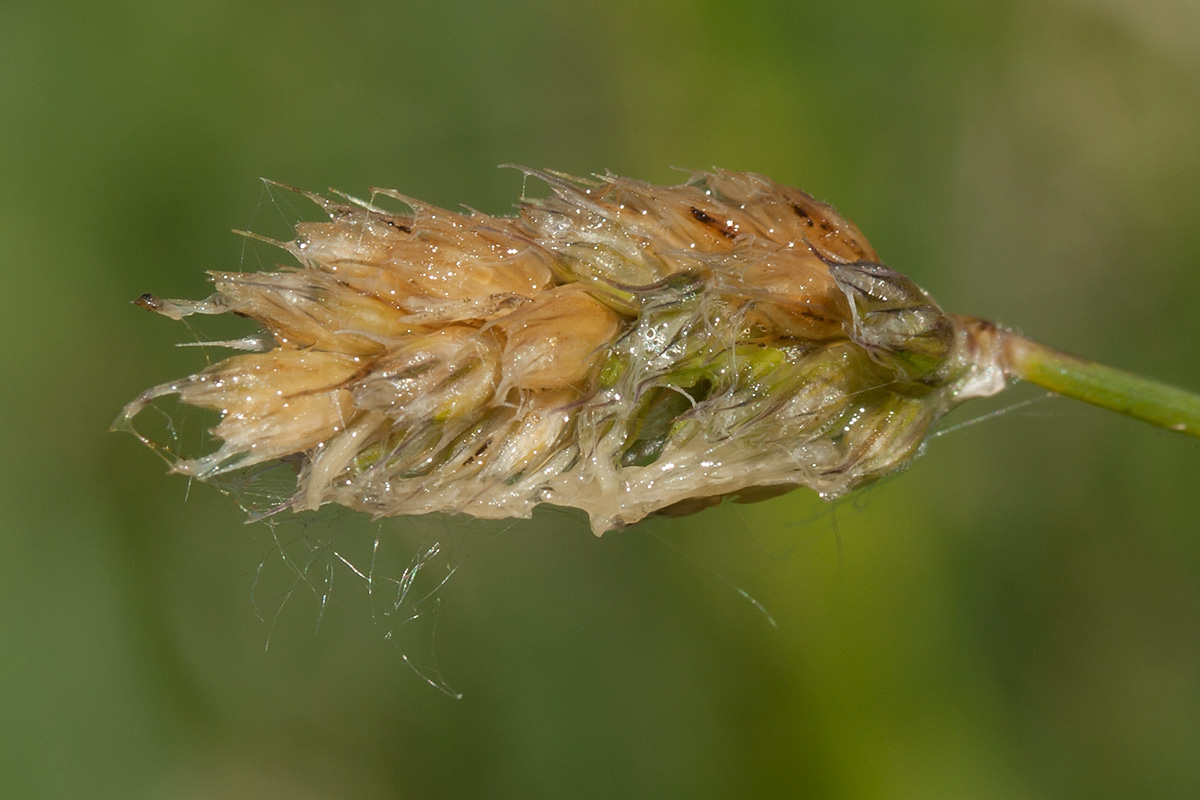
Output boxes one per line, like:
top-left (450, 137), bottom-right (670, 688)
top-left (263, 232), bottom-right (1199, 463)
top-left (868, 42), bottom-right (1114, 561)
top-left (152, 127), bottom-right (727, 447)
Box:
top-left (119, 169), bottom-right (1196, 533)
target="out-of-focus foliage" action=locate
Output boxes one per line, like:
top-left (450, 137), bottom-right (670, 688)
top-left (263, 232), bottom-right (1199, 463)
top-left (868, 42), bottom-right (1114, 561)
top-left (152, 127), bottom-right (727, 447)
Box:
top-left (2, 1), bottom-right (1199, 797)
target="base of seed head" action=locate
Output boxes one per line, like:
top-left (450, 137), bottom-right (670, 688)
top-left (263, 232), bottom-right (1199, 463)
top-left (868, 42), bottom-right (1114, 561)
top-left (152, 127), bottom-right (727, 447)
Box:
top-left (115, 169), bottom-right (1200, 534)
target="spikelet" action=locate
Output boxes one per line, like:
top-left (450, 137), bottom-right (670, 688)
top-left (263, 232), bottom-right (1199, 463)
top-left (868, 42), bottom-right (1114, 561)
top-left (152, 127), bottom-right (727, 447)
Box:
top-left (115, 169), bottom-right (1200, 533)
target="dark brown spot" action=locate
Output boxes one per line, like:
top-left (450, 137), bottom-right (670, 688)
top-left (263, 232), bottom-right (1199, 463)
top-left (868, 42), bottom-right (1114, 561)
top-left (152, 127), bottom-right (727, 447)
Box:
top-left (465, 440), bottom-right (491, 466)
top-left (793, 308), bottom-right (831, 323)
top-left (842, 237), bottom-right (866, 258)
top-left (133, 293), bottom-right (161, 311)
top-left (791, 203), bottom-right (814, 226)
top-left (690, 206), bottom-right (736, 240)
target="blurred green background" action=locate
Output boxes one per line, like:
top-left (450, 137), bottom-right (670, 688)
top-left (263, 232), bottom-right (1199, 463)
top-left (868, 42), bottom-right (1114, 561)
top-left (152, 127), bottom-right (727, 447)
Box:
top-left (4, 1), bottom-right (1200, 797)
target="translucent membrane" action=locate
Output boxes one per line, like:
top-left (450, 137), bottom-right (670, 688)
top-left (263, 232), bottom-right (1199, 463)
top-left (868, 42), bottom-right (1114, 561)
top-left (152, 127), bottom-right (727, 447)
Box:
top-left (114, 170), bottom-right (1200, 533)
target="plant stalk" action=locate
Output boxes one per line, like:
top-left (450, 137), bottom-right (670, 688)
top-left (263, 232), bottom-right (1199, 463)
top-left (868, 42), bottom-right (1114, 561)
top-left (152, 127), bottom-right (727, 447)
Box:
top-left (996, 328), bottom-right (1200, 440)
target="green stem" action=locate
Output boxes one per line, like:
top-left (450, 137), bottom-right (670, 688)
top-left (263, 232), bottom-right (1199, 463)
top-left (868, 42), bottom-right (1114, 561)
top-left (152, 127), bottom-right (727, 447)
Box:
top-left (998, 330), bottom-right (1200, 440)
